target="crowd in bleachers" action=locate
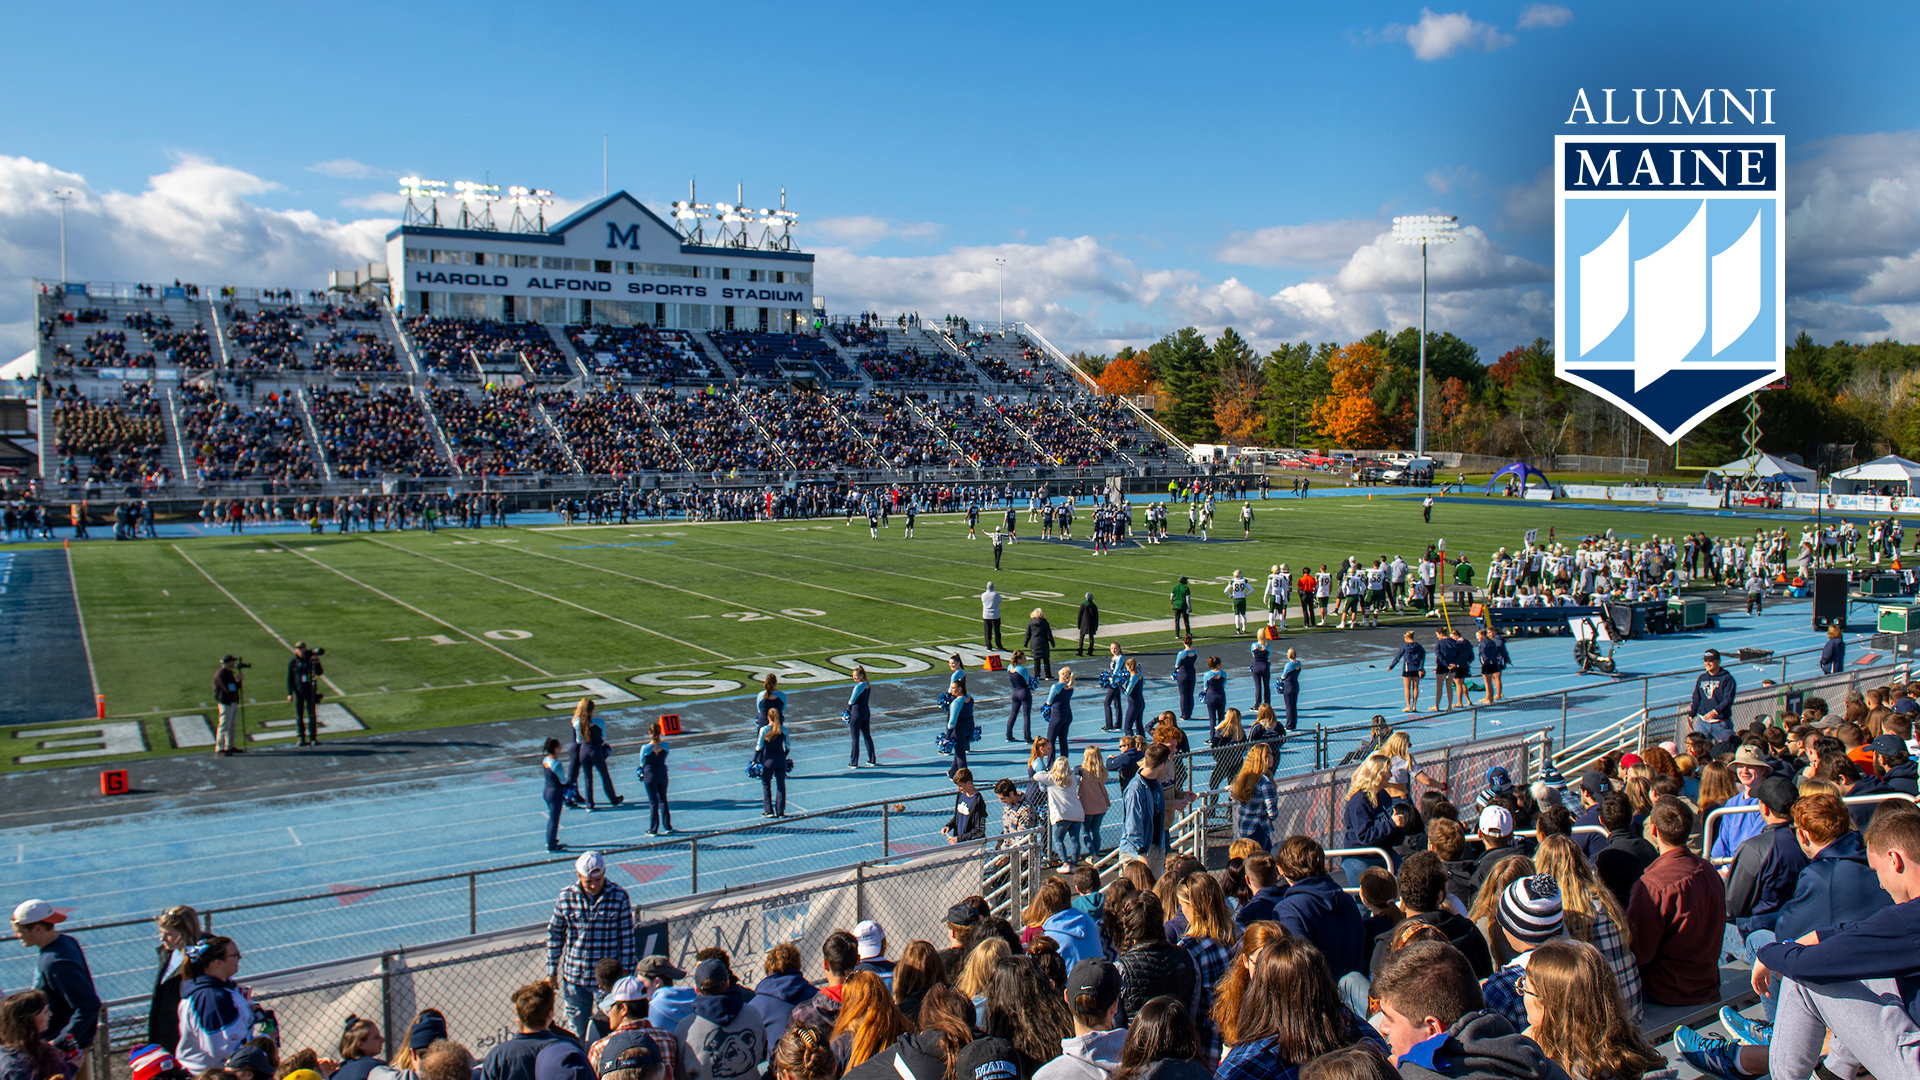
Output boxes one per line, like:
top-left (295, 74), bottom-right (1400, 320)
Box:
top-left (645, 387), bottom-right (787, 472)
top-left (50, 383), bottom-right (168, 483)
top-left (309, 387), bottom-right (448, 478)
top-left (736, 388), bottom-right (883, 471)
top-left (964, 332), bottom-right (1066, 389)
top-left (921, 394), bottom-right (1031, 468)
top-left (838, 390), bottom-right (959, 469)
top-left (565, 325), bottom-right (715, 381)
top-left (312, 329), bottom-right (399, 373)
top-left (406, 317), bottom-right (572, 380)
top-left (710, 330), bottom-right (854, 381)
top-left (429, 387), bottom-right (574, 475)
top-left (861, 346), bottom-right (973, 384)
top-left (546, 390), bottom-right (686, 474)
top-left (1000, 401), bottom-right (1119, 467)
top-left (178, 382), bottom-right (320, 483)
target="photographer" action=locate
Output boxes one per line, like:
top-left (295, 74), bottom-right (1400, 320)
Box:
top-left (212, 656), bottom-right (244, 757)
top-left (286, 643), bottom-right (325, 747)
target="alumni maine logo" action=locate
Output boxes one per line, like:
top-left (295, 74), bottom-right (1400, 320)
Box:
top-left (1555, 133), bottom-right (1786, 443)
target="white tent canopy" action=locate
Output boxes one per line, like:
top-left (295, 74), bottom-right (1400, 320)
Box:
top-left (0, 350), bottom-right (33, 380)
top-left (1710, 452), bottom-right (1817, 491)
top-left (1829, 454), bottom-right (1920, 493)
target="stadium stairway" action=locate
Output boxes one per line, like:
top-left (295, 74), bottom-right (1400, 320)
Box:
top-left (532, 396), bottom-right (586, 473)
top-left (410, 383), bottom-right (464, 476)
top-left (991, 401), bottom-right (1054, 461)
top-left (1058, 400), bottom-right (1141, 468)
top-left (686, 330), bottom-right (740, 381)
top-left (34, 397), bottom-right (52, 479)
top-left (542, 324), bottom-right (592, 382)
top-left (161, 386), bottom-right (191, 479)
top-left (904, 395), bottom-right (981, 468)
top-left (820, 334), bottom-right (877, 389)
top-left (634, 389), bottom-right (698, 469)
top-left (290, 386), bottom-right (335, 482)
top-left (821, 392), bottom-right (894, 472)
top-left (383, 299), bottom-right (424, 376)
top-left (732, 393), bottom-right (801, 470)
top-left (924, 326), bottom-right (993, 385)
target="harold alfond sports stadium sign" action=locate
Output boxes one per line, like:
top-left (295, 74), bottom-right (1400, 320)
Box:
top-left (1554, 88), bottom-right (1785, 443)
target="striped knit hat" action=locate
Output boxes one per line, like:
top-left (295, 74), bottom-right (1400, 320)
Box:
top-left (1496, 874), bottom-right (1565, 946)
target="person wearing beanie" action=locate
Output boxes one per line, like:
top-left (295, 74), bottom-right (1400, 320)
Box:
top-left (130, 1045), bottom-right (191, 1080)
top-left (1478, 875), bottom-right (1567, 1031)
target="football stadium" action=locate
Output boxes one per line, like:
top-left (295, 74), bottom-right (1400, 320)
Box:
top-left (5, 16), bottom-right (1920, 1080)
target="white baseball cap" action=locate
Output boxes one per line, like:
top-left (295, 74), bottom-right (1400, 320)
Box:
top-left (574, 851), bottom-right (607, 878)
top-left (597, 975), bottom-right (648, 1012)
top-left (12, 900), bottom-right (64, 926)
top-left (1478, 805), bottom-right (1514, 836)
top-left (854, 919), bottom-right (886, 958)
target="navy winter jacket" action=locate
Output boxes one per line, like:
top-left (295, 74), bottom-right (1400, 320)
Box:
top-left (1270, 875), bottom-right (1367, 978)
top-left (1774, 832), bottom-right (1894, 945)
top-left (1343, 790), bottom-right (1397, 856)
top-left (1759, 897), bottom-right (1920, 1027)
top-left (1725, 821), bottom-right (1810, 934)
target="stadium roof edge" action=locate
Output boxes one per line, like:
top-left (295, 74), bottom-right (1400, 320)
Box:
top-left (385, 189), bottom-right (812, 262)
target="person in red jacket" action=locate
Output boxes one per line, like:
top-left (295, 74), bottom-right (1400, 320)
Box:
top-left (1626, 797), bottom-right (1726, 1007)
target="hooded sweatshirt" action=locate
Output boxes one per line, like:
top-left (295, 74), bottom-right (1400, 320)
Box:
top-left (1774, 831), bottom-right (1895, 945)
top-left (1042, 907), bottom-right (1104, 969)
top-left (1033, 1029), bottom-right (1127, 1080)
top-left (843, 1030), bottom-right (950, 1080)
top-left (1759, 896), bottom-right (1920, 1026)
top-left (175, 974), bottom-right (253, 1072)
top-left (750, 972), bottom-right (819, 1046)
top-left (674, 989), bottom-right (767, 1080)
top-left (1393, 1010), bottom-right (1574, 1080)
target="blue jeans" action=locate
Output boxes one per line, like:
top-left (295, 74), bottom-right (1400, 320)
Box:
top-left (1083, 812), bottom-right (1105, 855)
top-left (544, 793), bottom-right (563, 848)
top-left (1053, 821), bottom-right (1082, 865)
top-left (561, 981), bottom-right (596, 1042)
top-left (1724, 925), bottom-right (1779, 1021)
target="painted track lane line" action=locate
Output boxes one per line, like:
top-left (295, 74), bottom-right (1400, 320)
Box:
top-left (171, 544), bottom-right (346, 695)
top-left (269, 542), bottom-right (553, 677)
top-left (498, 541), bottom-right (901, 643)
top-left (64, 545), bottom-right (100, 699)
top-left (360, 537), bottom-right (734, 659)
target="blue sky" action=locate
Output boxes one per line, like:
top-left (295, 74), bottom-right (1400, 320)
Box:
top-left (1, 1), bottom-right (1917, 359)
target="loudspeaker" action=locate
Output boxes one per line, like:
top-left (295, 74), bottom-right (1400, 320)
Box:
top-left (1813, 569), bottom-right (1849, 629)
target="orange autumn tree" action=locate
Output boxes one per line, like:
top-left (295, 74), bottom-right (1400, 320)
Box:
top-left (1312, 341), bottom-right (1388, 447)
top-left (1098, 354), bottom-right (1152, 395)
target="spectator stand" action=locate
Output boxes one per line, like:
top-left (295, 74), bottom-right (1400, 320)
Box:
top-left (308, 385), bottom-right (453, 480)
top-left (918, 393), bottom-right (1038, 470)
top-left (46, 382), bottom-right (170, 487)
top-left (833, 390), bottom-right (961, 472)
top-left (403, 316), bottom-right (575, 384)
top-left (427, 386), bottom-right (576, 477)
top-left (856, 328), bottom-right (980, 387)
top-left (998, 398), bottom-right (1126, 470)
top-left (735, 387), bottom-right (884, 473)
top-left (548, 388), bottom-right (691, 475)
top-left (563, 323), bottom-right (718, 384)
top-left (34, 283), bottom-right (214, 381)
top-left (642, 386), bottom-right (790, 474)
top-left (708, 329), bottom-right (859, 386)
top-left (176, 380), bottom-right (323, 486)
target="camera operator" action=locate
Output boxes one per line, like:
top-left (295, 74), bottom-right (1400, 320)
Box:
top-left (287, 643), bottom-right (325, 746)
top-left (212, 655), bottom-right (244, 756)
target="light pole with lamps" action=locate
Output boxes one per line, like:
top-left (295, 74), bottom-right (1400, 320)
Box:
top-left (1391, 214), bottom-right (1458, 458)
top-left (54, 189), bottom-right (73, 285)
top-left (994, 258), bottom-right (1006, 328)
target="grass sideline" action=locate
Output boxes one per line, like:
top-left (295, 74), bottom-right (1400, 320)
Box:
top-left (13, 495), bottom-right (1769, 771)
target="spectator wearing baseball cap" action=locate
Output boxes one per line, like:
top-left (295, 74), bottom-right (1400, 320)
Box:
top-left (1871, 734), bottom-right (1919, 795)
top-left (937, 902), bottom-right (984, 975)
top-left (635, 957), bottom-right (693, 1036)
top-left (674, 958), bottom-right (768, 1080)
top-left (1467, 806), bottom-right (1521, 895)
top-left (547, 853), bottom-right (637, 1043)
top-left (1479, 874), bottom-right (1567, 1030)
top-left (590, 976), bottom-right (680, 1080)
top-left (1723, 777), bottom-right (1809, 973)
top-left (1691, 649), bottom-right (1737, 750)
top-left (12, 899), bottom-right (99, 1080)
top-left (955, 1037), bottom-right (1031, 1080)
top-left (1471, 767), bottom-right (1514, 817)
top-left (852, 921), bottom-right (894, 985)
top-left (1032, 959), bottom-right (1125, 1080)
top-left (225, 1042), bottom-right (275, 1080)
top-left (1571, 771), bottom-right (1612, 861)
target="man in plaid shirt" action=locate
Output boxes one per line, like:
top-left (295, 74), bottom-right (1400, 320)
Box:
top-left (589, 976), bottom-right (679, 1080)
top-left (549, 852), bottom-right (638, 1039)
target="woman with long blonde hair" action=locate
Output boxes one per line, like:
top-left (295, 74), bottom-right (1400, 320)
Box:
top-left (1522, 939), bottom-right (1667, 1080)
top-left (1211, 707), bottom-right (1249, 790)
top-left (1044, 667), bottom-right (1076, 768)
top-left (1534, 834), bottom-right (1643, 1022)
top-left (956, 936), bottom-right (1010, 1016)
top-left (1339, 755), bottom-right (1396, 888)
top-left (830, 970), bottom-right (911, 1069)
top-left (756, 709), bottom-right (791, 818)
top-left (1175, 872), bottom-right (1239, 1066)
top-left (1080, 746), bottom-right (1112, 857)
top-left (1380, 730), bottom-right (1447, 794)
top-left (1230, 744), bottom-right (1278, 850)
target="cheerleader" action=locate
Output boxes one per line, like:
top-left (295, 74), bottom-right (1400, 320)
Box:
top-left (1172, 635), bottom-right (1197, 722)
top-left (1248, 630), bottom-right (1272, 708)
top-left (755, 674), bottom-right (786, 729)
top-left (1122, 656), bottom-right (1146, 741)
top-left (756, 709), bottom-right (791, 817)
top-left (1005, 650), bottom-right (1034, 742)
top-left (1102, 644), bottom-right (1126, 731)
top-left (1044, 668), bottom-right (1075, 768)
top-left (1201, 656), bottom-right (1228, 729)
top-left (846, 666), bottom-right (876, 768)
top-left (945, 677), bottom-right (974, 777)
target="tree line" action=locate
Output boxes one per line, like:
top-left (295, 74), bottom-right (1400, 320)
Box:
top-left (1068, 328), bottom-right (1920, 474)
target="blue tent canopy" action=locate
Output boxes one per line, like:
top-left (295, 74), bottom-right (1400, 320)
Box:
top-left (1487, 462), bottom-right (1550, 492)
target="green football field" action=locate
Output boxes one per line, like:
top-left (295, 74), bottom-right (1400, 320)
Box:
top-left (36, 495), bottom-right (1768, 770)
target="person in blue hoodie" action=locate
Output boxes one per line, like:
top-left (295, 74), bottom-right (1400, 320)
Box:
top-left (1722, 778), bottom-right (1810, 973)
top-left (1771, 792), bottom-right (1895, 949)
top-left (846, 667), bottom-right (876, 768)
top-left (946, 678), bottom-right (975, 778)
top-left (1387, 631), bottom-right (1425, 714)
top-left (1267, 836), bottom-right (1368, 1006)
top-left (1029, 877), bottom-right (1102, 970)
top-left (1677, 805), bottom-right (1920, 1080)
top-left (749, 945), bottom-right (818, 1047)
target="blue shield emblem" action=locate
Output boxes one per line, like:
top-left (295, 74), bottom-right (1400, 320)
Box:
top-left (1554, 135), bottom-right (1785, 443)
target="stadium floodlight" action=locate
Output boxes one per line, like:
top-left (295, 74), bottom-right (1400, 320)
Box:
top-left (1392, 214), bottom-right (1458, 458)
top-left (671, 179), bottom-right (711, 245)
top-left (760, 187), bottom-right (799, 251)
top-left (399, 177), bottom-right (448, 227)
top-left (453, 181), bottom-right (502, 230)
top-left (508, 186), bottom-right (555, 233)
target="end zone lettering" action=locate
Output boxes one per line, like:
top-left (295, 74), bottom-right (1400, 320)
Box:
top-left (525, 277), bottom-right (613, 292)
top-left (415, 271), bottom-right (510, 287)
top-left (628, 283), bottom-right (710, 297)
top-left (721, 288), bottom-right (807, 301)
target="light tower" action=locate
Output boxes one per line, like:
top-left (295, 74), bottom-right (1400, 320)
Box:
top-left (1391, 214), bottom-right (1458, 456)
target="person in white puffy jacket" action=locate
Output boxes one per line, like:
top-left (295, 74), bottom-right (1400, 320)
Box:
top-left (174, 937), bottom-right (254, 1072)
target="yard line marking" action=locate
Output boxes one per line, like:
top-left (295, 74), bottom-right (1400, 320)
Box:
top-left (360, 538), bottom-right (733, 659)
top-left (64, 546), bottom-right (101, 699)
top-left (268, 542), bottom-right (553, 677)
top-left (170, 544), bottom-right (346, 694)
top-left (489, 542), bottom-right (898, 645)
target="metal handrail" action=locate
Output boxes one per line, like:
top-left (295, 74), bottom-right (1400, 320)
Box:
top-left (1554, 709), bottom-right (1651, 772)
top-left (1701, 792), bottom-right (1918, 864)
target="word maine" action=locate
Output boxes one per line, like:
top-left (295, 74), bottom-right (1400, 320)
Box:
top-left (1566, 88), bottom-right (1777, 126)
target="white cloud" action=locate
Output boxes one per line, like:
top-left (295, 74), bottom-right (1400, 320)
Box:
top-left (308, 158), bottom-right (388, 180)
top-left (341, 192), bottom-right (407, 212)
top-left (1334, 224), bottom-right (1550, 293)
top-left (1423, 166), bottom-right (1480, 195)
top-left (0, 153), bottom-right (395, 358)
top-left (1516, 4), bottom-right (1573, 29)
top-left (1214, 219), bottom-right (1385, 268)
top-left (1390, 8), bottom-right (1516, 61)
top-left (804, 215), bottom-right (943, 247)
